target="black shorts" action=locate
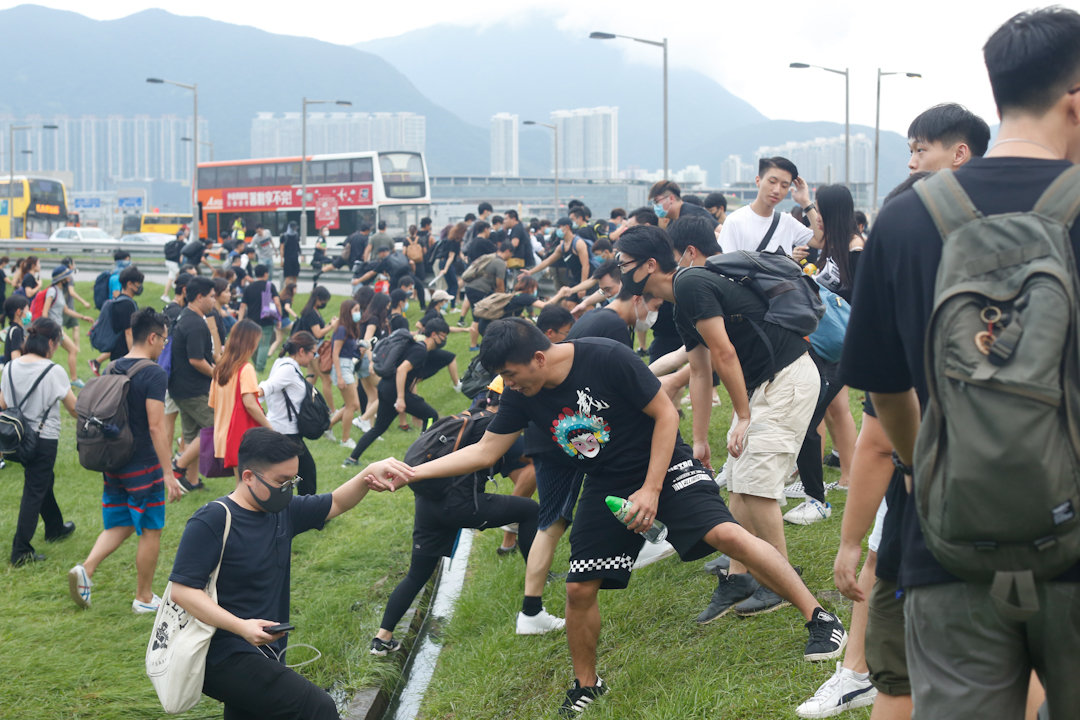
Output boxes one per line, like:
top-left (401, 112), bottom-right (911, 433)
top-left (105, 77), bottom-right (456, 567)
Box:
top-left (567, 456), bottom-right (734, 589)
top-left (863, 392), bottom-right (877, 418)
top-left (497, 436), bottom-right (529, 476)
top-left (534, 454), bottom-right (585, 530)
top-left (411, 490), bottom-right (537, 558)
top-left (464, 287), bottom-right (487, 308)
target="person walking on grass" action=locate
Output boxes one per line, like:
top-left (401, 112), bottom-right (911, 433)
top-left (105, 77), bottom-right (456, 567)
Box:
top-left (209, 319), bottom-right (273, 479)
top-left (267, 282), bottom-right (298, 359)
top-left (261, 331), bottom-right (320, 496)
top-left (67, 309), bottom-right (182, 612)
top-left (168, 428), bottom-right (411, 720)
top-left (325, 299), bottom-right (364, 449)
top-left (169, 276), bottom-right (218, 494)
top-left (291, 286), bottom-right (339, 414)
top-left (352, 292), bottom-right (390, 432)
top-left (237, 264), bottom-right (281, 374)
top-left (5, 318), bottom-right (79, 566)
top-left (41, 265), bottom-right (93, 389)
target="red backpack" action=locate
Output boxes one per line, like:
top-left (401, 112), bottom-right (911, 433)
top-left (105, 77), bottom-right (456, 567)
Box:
top-left (29, 286), bottom-right (50, 321)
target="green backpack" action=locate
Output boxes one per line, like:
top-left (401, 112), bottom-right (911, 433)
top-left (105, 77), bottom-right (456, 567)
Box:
top-left (913, 166), bottom-right (1080, 618)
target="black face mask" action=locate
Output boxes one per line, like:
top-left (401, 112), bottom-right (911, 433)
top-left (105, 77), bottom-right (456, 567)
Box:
top-left (434, 335), bottom-right (448, 350)
top-left (246, 471), bottom-right (293, 513)
top-left (621, 262), bottom-right (651, 297)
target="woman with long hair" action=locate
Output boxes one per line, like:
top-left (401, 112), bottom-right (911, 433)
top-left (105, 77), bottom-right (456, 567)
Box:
top-left (432, 222), bottom-right (466, 310)
top-left (353, 284), bottom-right (375, 314)
top-left (261, 331), bottom-right (319, 495)
top-left (268, 281), bottom-right (298, 358)
top-left (325, 298), bottom-right (364, 447)
top-left (293, 286), bottom-right (338, 413)
top-left (355, 292), bottom-right (391, 429)
top-left (17, 256), bottom-right (41, 298)
top-left (208, 319), bottom-right (272, 478)
top-left (3, 318), bottom-right (79, 566)
top-left (207, 276), bottom-right (234, 362)
top-left (814, 184), bottom-right (865, 300)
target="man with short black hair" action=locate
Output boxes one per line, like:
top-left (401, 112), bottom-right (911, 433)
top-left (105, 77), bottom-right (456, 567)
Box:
top-left (839, 9), bottom-right (1080, 718)
top-left (238, 264), bottom-right (281, 373)
top-left (907, 103), bottom-right (992, 174)
top-left (535, 304), bottom-right (575, 341)
top-left (340, 223), bottom-right (370, 270)
top-left (465, 241), bottom-right (513, 349)
top-left (608, 208), bottom-right (626, 234)
top-left (704, 193), bottom-right (728, 226)
top-left (107, 265), bottom-right (144, 363)
top-left (170, 276), bottom-right (217, 492)
top-left (353, 245), bottom-right (412, 289)
top-left (648, 180), bottom-right (719, 231)
top-left (718, 157), bottom-right (822, 258)
top-left (169, 428), bottom-right (408, 720)
top-left (504, 209), bottom-right (531, 269)
top-left (252, 224), bottom-right (276, 284)
top-left (68, 308), bottom-right (179, 613)
top-left (365, 220), bottom-right (394, 260)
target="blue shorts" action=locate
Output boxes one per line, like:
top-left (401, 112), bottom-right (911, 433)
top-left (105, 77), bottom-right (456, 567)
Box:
top-left (102, 458), bottom-right (166, 535)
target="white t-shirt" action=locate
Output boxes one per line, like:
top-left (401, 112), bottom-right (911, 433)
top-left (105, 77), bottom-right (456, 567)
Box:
top-left (260, 357), bottom-right (307, 436)
top-left (718, 205), bottom-right (813, 256)
top-left (2, 358), bottom-right (70, 440)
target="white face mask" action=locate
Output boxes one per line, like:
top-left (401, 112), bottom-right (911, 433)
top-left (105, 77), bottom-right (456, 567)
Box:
top-left (634, 307), bottom-right (658, 332)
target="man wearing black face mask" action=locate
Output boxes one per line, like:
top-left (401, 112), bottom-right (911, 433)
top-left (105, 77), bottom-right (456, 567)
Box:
top-left (169, 428), bottom-right (411, 720)
top-left (105, 265), bottom-right (144, 363)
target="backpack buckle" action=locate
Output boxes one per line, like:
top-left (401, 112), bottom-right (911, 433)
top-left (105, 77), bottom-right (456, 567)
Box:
top-left (1034, 535), bottom-right (1059, 552)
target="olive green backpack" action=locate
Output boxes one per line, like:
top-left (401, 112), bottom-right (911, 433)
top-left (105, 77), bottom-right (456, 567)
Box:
top-left (913, 166), bottom-right (1080, 619)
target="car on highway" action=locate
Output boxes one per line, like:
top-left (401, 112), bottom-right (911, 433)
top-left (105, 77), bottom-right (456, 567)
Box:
top-left (49, 227), bottom-right (116, 242)
top-left (120, 232), bottom-right (173, 244)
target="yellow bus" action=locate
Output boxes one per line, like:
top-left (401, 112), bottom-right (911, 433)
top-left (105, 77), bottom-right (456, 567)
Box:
top-left (0, 176), bottom-right (70, 239)
top-left (121, 213), bottom-right (192, 236)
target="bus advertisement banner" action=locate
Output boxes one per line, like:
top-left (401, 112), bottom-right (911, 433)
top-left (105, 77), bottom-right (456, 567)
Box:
top-left (202, 184), bottom-right (373, 212)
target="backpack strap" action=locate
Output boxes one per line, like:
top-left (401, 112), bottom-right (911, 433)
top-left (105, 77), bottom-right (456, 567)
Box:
top-left (912, 170), bottom-right (983, 239)
top-left (11, 364), bottom-right (57, 413)
top-left (107, 358), bottom-right (156, 379)
top-left (756, 212), bottom-right (782, 252)
top-left (282, 364), bottom-right (308, 423)
top-left (1033, 163), bottom-right (1080, 227)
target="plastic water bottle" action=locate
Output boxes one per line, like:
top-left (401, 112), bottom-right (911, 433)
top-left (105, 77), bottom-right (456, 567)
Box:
top-left (605, 496), bottom-right (668, 544)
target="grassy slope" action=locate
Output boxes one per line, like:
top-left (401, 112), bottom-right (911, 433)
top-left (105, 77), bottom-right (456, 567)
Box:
top-left (418, 382), bottom-right (872, 718)
top-left (0, 280), bottom-right (475, 719)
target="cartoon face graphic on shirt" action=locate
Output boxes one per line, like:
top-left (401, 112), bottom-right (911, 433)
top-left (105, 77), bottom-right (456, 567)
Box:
top-left (551, 405), bottom-right (611, 461)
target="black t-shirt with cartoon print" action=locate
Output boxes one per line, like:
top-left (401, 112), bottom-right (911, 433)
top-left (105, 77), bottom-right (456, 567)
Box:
top-left (488, 337), bottom-right (692, 481)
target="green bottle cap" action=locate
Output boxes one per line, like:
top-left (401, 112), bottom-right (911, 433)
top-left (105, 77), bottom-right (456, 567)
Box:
top-left (605, 496), bottom-right (625, 514)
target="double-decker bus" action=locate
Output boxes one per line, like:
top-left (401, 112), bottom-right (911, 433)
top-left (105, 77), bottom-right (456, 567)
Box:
top-left (0, 176), bottom-right (70, 239)
top-left (195, 151), bottom-right (430, 241)
top-left (121, 212), bottom-right (193, 236)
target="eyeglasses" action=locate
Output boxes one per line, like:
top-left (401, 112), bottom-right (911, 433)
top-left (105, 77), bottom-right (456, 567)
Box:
top-left (599, 284), bottom-right (618, 297)
top-left (253, 470), bottom-right (303, 493)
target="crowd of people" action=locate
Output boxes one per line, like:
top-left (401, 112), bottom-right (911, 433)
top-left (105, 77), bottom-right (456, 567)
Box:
top-left (4, 8), bottom-right (1079, 719)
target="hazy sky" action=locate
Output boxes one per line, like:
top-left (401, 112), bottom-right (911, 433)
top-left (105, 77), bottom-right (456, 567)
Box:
top-left (7, 0), bottom-right (1076, 135)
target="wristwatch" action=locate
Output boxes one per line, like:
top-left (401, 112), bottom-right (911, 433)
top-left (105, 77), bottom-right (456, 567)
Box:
top-left (892, 450), bottom-right (914, 476)
top-left (802, 203), bottom-right (817, 215)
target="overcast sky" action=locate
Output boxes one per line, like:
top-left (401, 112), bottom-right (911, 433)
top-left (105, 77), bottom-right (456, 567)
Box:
top-left (8, 0), bottom-right (1076, 135)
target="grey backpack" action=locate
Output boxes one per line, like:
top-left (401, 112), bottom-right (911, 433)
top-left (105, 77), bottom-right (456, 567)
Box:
top-left (913, 167), bottom-right (1080, 617)
top-left (75, 359), bottom-right (157, 473)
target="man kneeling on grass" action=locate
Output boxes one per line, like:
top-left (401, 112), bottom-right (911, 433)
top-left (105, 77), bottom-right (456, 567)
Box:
top-left (369, 318), bottom-right (847, 717)
top-left (167, 427), bottom-right (411, 720)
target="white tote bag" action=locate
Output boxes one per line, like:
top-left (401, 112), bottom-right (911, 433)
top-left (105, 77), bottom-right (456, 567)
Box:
top-left (146, 501), bottom-right (232, 714)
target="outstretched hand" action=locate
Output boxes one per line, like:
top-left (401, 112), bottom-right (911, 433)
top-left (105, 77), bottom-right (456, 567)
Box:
top-left (364, 458), bottom-right (415, 493)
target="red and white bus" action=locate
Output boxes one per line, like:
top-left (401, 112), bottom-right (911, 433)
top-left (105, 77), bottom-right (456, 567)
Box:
top-left (195, 151), bottom-right (430, 241)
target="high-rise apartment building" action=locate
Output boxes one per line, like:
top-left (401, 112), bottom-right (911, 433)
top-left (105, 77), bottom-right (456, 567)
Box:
top-left (250, 112), bottom-right (426, 158)
top-left (550, 107), bottom-right (618, 179)
top-left (721, 155), bottom-right (756, 186)
top-left (490, 113), bottom-right (519, 177)
top-left (756, 134), bottom-right (874, 184)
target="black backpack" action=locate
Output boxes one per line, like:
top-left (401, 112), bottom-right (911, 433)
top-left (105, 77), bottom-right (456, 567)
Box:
top-left (164, 239), bottom-right (184, 262)
top-left (75, 359), bottom-right (157, 472)
top-left (404, 409), bottom-right (496, 500)
top-left (0, 364), bottom-right (58, 464)
top-left (281, 365), bottom-right (331, 440)
top-left (373, 328), bottom-right (421, 378)
top-left (93, 271), bottom-right (111, 310)
top-left (459, 355), bottom-right (493, 399)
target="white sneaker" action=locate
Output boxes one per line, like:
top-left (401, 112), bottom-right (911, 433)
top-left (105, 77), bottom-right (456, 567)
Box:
top-left (795, 662), bottom-right (877, 718)
top-left (359, 418), bottom-right (372, 432)
top-left (160, 295), bottom-right (171, 304)
top-left (633, 539), bottom-right (678, 570)
top-left (341, 438), bottom-right (357, 450)
top-left (714, 461), bottom-right (729, 487)
top-left (784, 498), bottom-right (833, 525)
top-left (784, 480), bottom-right (806, 498)
top-left (323, 429), bottom-right (337, 443)
top-left (68, 563), bottom-right (92, 609)
top-left (500, 523), bottom-right (520, 533)
top-left (132, 593), bottom-right (162, 614)
top-left (516, 609), bottom-right (566, 635)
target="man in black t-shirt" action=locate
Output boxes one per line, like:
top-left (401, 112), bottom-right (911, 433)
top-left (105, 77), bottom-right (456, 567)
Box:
top-left (615, 224), bottom-right (820, 622)
top-left (374, 318), bottom-right (846, 716)
top-left (106, 266), bottom-right (143, 363)
top-left (504, 210), bottom-right (531, 269)
top-left (352, 246), bottom-right (412, 288)
top-left (339, 225), bottom-right (369, 270)
top-left (647, 180), bottom-right (718, 232)
top-left (169, 276), bottom-right (217, 493)
top-left (565, 286), bottom-right (661, 349)
top-left (839, 11), bottom-right (1080, 718)
top-left (238, 264), bottom-right (281, 373)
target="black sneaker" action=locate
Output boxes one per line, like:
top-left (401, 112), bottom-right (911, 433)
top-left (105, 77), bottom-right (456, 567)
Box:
top-left (370, 637), bottom-right (403, 656)
top-left (734, 584), bottom-right (790, 616)
top-left (11, 552), bottom-right (46, 566)
top-left (695, 572), bottom-right (758, 624)
top-left (703, 554), bottom-right (730, 576)
top-left (45, 521), bottom-right (76, 543)
top-left (559, 676), bottom-right (607, 717)
top-left (636, 348), bottom-right (649, 358)
top-left (824, 450), bottom-right (841, 468)
top-left (804, 607), bottom-right (848, 662)
top-left (341, 457), bottom-right (358, 468)
top-left (496, 541), bottom-right (518, 557)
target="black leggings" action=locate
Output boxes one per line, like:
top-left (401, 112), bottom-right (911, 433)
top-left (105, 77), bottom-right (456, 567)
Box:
top-left (380, 492), bottom-right (538, 632)
top-left (11, 438), bottom-right (63, 563)
top-left (795, 356), bottom-right (843, 504)
top-left (350, 380), bottom-right (438, 461)
top-left (203, 651), bottom-right (338, 720)
top-left (286, 435), bottom-right (317, 496)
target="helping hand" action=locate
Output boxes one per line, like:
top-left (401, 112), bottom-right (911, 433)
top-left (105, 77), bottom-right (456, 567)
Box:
top-left (363, 457), bottom-right (415, 493)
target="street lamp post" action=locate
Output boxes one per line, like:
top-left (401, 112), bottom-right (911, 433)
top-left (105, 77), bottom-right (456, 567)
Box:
top-left (7, 124), bottom-right (57, 238)
top-left (147, 78), bottom-right (199, 239)
top-left (790, 63), bottom-right (849, 188)
top-left (182, 137), bottom-right (214, 162)
top-left (591, 31), bottom-right (668, 180)
top-left (523, 120), bottom-right (559, 216)
top-left (300, 98), bottom-right (352, 245)
top-left (874, 69), bottom-right (922, 212)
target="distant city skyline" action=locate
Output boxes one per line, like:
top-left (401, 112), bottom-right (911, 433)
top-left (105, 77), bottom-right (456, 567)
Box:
top-left (756, 134), bottom-right (875, 185)
top-left (551, 107), bottom-right (618, 180)
top-left (489, 113), bottom-right (519, 177)
top-left (250, 111), bottom-right (425, 158)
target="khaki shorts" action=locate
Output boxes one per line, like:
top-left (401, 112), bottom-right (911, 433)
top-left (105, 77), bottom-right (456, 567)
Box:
top-left (726, 353), bottom-right (818, 500)
top-left (164, 391), bottom-right (178, 416)
top-left (173, 394), bottom-right (213, 444)
top-left (865, 578), bottom-right (910, 696)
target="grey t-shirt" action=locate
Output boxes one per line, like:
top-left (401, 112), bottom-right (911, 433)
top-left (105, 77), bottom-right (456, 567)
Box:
top-left (44, 285), bottom-right (65, 325)
top-left (254, 232), bottom-right (276, 261)
top-left (464, 255), bottom-right (507, 295)
top-left (368, 232), bottom-right (394, 255)
top-left (2, 358), bottom-right (70, 440)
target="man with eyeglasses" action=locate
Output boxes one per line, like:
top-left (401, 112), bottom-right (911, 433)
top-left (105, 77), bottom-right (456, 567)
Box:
top-left (647, 179), bottom-right (718, 232)
top-left (168, 427), bottom-right (411, 720)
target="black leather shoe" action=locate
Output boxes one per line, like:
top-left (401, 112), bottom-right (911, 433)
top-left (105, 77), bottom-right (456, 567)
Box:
top-left (45, 521), bottom-right (76, 542)
top-left (12, 552), bottom-right (46, 566)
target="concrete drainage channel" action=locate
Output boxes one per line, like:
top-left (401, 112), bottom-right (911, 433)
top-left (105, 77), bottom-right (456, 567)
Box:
top-left (341, 529), bottom-right (476, 720)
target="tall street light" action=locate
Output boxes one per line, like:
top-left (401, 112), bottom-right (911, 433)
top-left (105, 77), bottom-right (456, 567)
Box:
top-left (591, 31), bottom-right (668, 180)
top-left (8, 123), bottom-right (57, 238)
top-left (182, 137), bottom-right (214, 161)
top-left (147, 78), bottom-right (199, 239)
top-left (523, 120), bottom-right (559, 215)
top-left (790, 63), bottom-right (849, 188)
top-left (300, 98), bottom-right (352, 244)
top-left (874, 69), bottom-right (922, 212)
